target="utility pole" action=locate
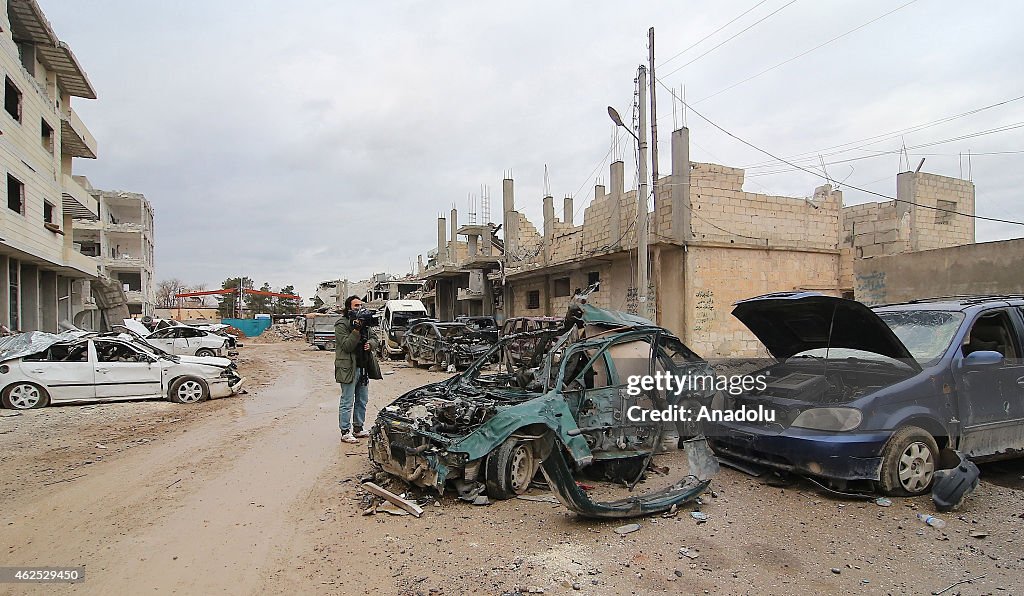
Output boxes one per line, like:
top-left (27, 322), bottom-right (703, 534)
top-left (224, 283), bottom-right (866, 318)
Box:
top-left (648, 27), bottom-right (660, 239)
top-left (637, 64), bottom-right (650, 319)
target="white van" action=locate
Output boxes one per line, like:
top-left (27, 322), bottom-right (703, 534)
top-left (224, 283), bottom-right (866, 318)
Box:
top-left (379, 300), bottom-right (429, 358)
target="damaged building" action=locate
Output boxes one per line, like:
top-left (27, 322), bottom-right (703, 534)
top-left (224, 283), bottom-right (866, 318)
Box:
top-left (0, 0), bottom-right (100, 333)
top-left (409, 126), bottom-right (978, 357)
top-left (72, 187), bottom-right (156, 323)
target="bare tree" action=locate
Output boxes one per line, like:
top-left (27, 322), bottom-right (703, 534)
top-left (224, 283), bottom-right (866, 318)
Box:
top-left (155, 278), bottom-right (184, 308)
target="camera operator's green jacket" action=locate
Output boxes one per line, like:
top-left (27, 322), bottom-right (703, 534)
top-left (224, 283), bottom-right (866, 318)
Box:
top-left (334, 317), bottom-right (380, 384)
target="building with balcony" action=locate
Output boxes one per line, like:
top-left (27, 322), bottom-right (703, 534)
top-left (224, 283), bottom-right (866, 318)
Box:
top-left (0, 0), bottom-right (102, 332)
top-left (72, 187), bottom-right (155, 318)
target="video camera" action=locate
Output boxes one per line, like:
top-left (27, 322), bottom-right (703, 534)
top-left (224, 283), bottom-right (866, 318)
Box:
top-left (347, 308), bottom-right (379, 329)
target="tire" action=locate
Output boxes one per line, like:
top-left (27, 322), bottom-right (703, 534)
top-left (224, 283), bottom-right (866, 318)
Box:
top-left (485, 437), bottom-right (537, 500)
top-left (879, 426), bottom-right (939, 496)
top-left (2, 382), bottom-right (50, 410)
top-left (168, 377), bottom-right (209, 404)
top-left (435, 351), bottom-right (447, 367)
top-left (195, 348), bottom-right (216, 358)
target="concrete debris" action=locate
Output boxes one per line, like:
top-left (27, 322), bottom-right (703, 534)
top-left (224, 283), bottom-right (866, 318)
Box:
top-left (614, 523), bottom-right (641, 536)
top-left (250, 324), bottom-right (304, 343)
top-left (361, 481), bottom-right (424, 518)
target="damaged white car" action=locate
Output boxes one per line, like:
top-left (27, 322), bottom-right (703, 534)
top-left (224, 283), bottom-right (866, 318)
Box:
top-left (119, 319), bottom-right (230, 358)
top-left (0, 331), bottom-right (245, 410)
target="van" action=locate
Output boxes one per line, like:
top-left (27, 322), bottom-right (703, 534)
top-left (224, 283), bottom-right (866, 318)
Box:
top-left (379, 300), bottom-right (429, 358)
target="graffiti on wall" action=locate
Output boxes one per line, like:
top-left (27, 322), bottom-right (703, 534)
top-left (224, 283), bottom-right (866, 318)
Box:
top-left (694, 289), bottom-right (714, 332)
top-left (855, 271), bottom-right (887, 305)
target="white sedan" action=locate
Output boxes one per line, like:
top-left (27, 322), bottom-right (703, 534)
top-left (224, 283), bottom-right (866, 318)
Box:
top-left (0, 332), bottom-right (245, 410)
top-left (120, 321), bottom-right (230, 358)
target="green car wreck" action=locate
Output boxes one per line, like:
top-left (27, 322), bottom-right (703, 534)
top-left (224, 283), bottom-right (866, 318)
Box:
top-left (368, 304), bottom-right (720, 518)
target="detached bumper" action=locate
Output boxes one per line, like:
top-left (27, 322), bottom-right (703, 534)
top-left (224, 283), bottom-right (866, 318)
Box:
top-left (707, 423), bottom-right (889, 481)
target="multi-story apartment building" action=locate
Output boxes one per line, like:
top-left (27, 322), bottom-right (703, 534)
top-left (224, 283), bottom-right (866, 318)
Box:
top-left (0, 0), bottom-right (101, 332)
top-left (72, 187), bottom-right (155, 317)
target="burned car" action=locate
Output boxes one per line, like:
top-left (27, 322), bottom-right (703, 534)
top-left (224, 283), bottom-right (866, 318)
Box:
top-left (500, 316), bottom-right (563, 367)
top-left (0, 331), bottom-right (245, 409)
top-left (707, 293), bottom-right (1024, 496)
top-left (403, 321), bottom-right (494, 369)
top-left (370, 304), bottom-right (718, 517)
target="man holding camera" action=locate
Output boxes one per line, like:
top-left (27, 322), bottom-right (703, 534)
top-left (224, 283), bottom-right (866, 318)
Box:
top-left (335, 296), bottom-right (381, 443)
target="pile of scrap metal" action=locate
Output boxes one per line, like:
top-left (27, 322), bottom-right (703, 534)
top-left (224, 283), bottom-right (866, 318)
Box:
top-left (370, 302), bottom-right (720, 518)
top-left (403, 319), bottom-right (499, 370)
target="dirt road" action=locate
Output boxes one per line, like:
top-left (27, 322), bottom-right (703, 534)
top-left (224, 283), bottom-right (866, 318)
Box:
top-left (1, 341), bottom-right (1021, 595)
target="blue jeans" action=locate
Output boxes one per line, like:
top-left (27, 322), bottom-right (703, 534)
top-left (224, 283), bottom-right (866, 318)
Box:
top-left (339, 368), bottom-right (369, 433)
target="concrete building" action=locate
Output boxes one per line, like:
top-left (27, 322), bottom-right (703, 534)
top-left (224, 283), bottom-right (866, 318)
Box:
top-left (313, 279), bottom-right (368, 310)
top-left (72, 188), bottom-right (156, 318)
top-left (0, 0), bottom-right (101, 332)
top-left (364, 272), bottom-right (423, 306)
top-left (418, 207), bottom-right (503, 320)
top-left (496, 127), bottom-right (976, 357)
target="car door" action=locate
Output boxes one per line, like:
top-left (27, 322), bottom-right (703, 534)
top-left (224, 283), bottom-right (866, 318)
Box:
top-left (93, 339), bottom-right (164, 400)
top-left (145, 328), bottom-right (176, 354)
top-left (21, 341), bottom-right (95, 402)
top-left (956, 308), bottom-right (1024, 457)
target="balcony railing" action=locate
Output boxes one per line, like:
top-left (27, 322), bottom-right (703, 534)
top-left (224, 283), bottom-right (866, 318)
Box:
top-left (106, 222), bottom-right (144, 234)
top-left (104, 255), bottom-right (145, 269)
top-left (457, 288), bottom-right (485, 301)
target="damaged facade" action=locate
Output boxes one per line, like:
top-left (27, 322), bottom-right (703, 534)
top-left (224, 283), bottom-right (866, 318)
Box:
top-left (72, 187), bottom-right (156, 322)
top-left (494, 127), bottom-right (976, 357)
top-left (0, 0), bottom-right (100, 333)
top-left (418, 206), bottom-right (504, 320)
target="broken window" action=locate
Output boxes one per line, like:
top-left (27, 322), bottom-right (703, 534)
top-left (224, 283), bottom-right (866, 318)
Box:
top-left (40, 118), bottom-right (54, 153)
top-left (935, 200), bottom-right (956, 224)
top-left (527, 290), bottom-right (540, 310)
top-left (4, 77), bottom-right (22, 122)
top-left (553, 277), bottom-right (570, 297)
top-left (43, 201), bottom-right (54, 224)
top-left (7, 174), bottom-right (24, 214)
top-left (587, 271), bottom-right (600, 289)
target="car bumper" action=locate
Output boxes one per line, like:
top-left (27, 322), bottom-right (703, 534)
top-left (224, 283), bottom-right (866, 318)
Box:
top-left (706, 423), bottom-right (890, 481)
top-left (208, 376), bottom-right (246, 399)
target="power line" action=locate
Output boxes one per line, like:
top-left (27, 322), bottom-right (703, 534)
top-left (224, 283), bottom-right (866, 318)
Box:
top-left (740, 94), bottom-right (1024, 169)
top-left (660, 0), bottom-right (770, 67)
top-left (668, 89), bottom-right (1024, 227)
top-left (693, 0), bottom-right (918, 104)
top-left (746, 121), bottom-right (1024, 177)
top-left (659, 0), bottom-right (798, 79)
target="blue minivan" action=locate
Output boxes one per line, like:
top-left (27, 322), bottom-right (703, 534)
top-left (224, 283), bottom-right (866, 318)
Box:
top-left (707, 293), bottom-right (1024, 496)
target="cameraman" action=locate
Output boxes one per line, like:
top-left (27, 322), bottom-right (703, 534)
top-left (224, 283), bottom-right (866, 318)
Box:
top-left (335, 296), bottom-right (379, 443)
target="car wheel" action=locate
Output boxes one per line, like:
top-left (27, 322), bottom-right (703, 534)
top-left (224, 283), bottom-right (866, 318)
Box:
top-left (435, 351), bottom-right (447, 367)
top-left (485, 437), bottom-right (537, 500)
top-left (879, 426), bottom-right (939, 496)
top-left (2, 382), bottom-right (50, 410)
top-left (195, 348), bottom-right (216, 357)
top-left (168, 377), bottom-right (209, 404)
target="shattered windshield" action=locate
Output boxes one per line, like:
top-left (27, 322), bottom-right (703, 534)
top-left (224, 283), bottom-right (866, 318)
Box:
top-left (876, 310), bottom-right (964, 366)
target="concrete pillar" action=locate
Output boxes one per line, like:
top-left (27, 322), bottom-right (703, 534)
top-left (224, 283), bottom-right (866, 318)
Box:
top-left (609, 161), bottom-right (624, 246)
top-left (417, 255), bottom-right (424, 275)
top-left (437, 216), bottom-right (447, 265)
top-left (468, 234), bottom-right (478, 257)
top-left (563, 196), bottom-right (573, 226)
top-left (671, 128), bottom-right (691, 243)
top-left (896, 172), bottom-right (916, 252)
top-left (0, 256), bottom-right (8, 329)
top-left (503, 178), bottom-right (517, 261)
top-left (542, 195), bottom-right (555, 264)
top-left (21, 264), bottom-right (39, 331)
top-left (40, 270), bottom-right (57, 332)
top-left (450, 208), bottom-right (458, 265)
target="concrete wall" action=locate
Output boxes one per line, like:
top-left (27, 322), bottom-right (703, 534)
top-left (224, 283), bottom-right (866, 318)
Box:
top-left (854, 238), bottom-right (1024, 305)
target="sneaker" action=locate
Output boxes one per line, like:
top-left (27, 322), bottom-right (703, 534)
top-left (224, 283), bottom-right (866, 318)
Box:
top-left (353, 429), bottom-right (370, 438)
top-left (340, 432), bottom-right (359, 444)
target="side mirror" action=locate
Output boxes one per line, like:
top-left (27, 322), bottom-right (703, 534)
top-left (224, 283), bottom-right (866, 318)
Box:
top-left (962, 350), bottom-right (1004, 367)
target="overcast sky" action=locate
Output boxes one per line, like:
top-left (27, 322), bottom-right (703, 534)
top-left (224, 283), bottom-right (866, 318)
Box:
top-left (44, 0), bottom-right (1024, 301)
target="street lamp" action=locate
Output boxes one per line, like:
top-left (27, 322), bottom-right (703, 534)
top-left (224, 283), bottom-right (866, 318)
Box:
top-left (606, 68), bottom-right (652, 319)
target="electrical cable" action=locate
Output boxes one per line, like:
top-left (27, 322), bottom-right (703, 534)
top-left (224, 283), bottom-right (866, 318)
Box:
top-left (667, 90), bottom-right (1024, 227)
top-left (659, 0), bottom-right (771, 67)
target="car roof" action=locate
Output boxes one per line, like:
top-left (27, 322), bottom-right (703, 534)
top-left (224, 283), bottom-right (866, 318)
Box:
top-left (872, 295), bottom-right (1024, 313)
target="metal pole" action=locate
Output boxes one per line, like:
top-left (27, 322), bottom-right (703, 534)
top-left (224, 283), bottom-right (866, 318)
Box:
top-left (637, 65), bottom-right (650, 318)
top-left (648, 27), bottom-right (660, 238)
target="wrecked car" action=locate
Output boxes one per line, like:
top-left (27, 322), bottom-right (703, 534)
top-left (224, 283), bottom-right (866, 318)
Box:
top-left (121, 319), bottom-right (231, 358)
top-left (403, 321), bottom-right (494, 369)
top-left (379, 299), bottom-right (430, 359)
top-left (0, 331), bottom-right (245, 410)
top-left (707, 292), bottom-right (1024, 496)
top-left (500, 316), bottom-right (563, 367)
top-left (371, 304), bottom-right (718, 517)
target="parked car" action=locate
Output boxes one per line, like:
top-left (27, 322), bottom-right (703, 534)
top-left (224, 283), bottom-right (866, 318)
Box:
top-left (456, 315), bottom-right (499, 342)
top-left (379, 300), bottom-right (430, 359)
top-left (118, 322), bottom-right (230, 358)
top-left (370, 304), bottom-right (718, 517)
top-left (499, 316), bottom-right (563, 367)
top-left (707, 292), bottom-right (1024, 496)
top-left (306, 315), bottom-right (342, 351)
top-left (402, 321), bottom-right (493, 369)
top-left (0, 331), bottom-right (245, 410)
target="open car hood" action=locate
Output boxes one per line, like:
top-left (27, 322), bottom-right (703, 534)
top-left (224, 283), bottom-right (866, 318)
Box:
top-left (732, 293), bottom-right (920, 367)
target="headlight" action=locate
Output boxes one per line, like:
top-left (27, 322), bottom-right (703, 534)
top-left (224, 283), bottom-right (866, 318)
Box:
top-left (791, 407), bottom-right (862, 431)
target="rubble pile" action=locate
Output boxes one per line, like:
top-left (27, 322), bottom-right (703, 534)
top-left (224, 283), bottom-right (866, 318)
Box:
top-left (250, 323), bottom-right (305, 343)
